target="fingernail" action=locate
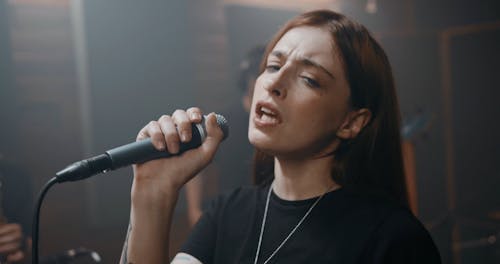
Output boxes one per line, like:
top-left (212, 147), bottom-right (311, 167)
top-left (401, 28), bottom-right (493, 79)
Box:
top-left (192, 113), bottom-right (201, 120)
top-left (158, 142), bottom-right (166, 150)
top-left (181, 131), bottom-right (189, 142)
top-left (209, 113), bottom-right (216, 123)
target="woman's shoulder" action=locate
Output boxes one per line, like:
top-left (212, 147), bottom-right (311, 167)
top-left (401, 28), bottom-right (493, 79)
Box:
top-left (331, 188), bottom-right (435, 240)
top-left (364, 208), bottom-right (442, 263)
top-left (331, 187), bottom-right (406, 218)
top-left (336, 189), bottom-right (441, 263)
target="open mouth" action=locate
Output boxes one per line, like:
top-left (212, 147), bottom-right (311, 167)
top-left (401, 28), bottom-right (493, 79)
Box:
top-left (255, 102), bottom-right (281, 125)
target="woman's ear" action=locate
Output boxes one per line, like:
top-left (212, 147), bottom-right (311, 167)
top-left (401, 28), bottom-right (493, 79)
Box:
top-left (336, 108), bottom-right (372, 140)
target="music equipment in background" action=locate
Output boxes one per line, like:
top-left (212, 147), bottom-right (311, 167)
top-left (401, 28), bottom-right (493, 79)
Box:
top-left (401, 110), bottom-right (434, 142)
top-left (425, 209), bottom-right (499, 255)
top-left (400, 109), bottom-right (434, 216)
top-left (401, 109), bottom-right (500, 260)
top-left (1, 165), bottom-right (102, 264)
top-left (40, 247), bottom-right (101, 264)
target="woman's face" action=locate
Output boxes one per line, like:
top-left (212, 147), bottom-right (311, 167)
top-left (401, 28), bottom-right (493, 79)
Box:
top-left (248, 26), bottom-right (352, 159)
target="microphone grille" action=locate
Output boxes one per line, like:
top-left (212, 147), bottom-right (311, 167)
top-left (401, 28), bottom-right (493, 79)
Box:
top-left (215, 114), bottom-right (229, 140)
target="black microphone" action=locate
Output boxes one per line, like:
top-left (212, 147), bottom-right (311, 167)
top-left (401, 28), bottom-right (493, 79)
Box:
top-left (56, 114), bottom-right (228, 183)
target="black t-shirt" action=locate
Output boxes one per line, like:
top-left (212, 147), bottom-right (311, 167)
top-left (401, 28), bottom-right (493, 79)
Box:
top-left (181, 185), bottom-right (441, 264)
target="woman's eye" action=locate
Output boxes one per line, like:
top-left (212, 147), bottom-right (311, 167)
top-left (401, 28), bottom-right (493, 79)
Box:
top-left (265, 65), bottom-right (280, 72)
top-left (302, 76), bottom-right (320, 88)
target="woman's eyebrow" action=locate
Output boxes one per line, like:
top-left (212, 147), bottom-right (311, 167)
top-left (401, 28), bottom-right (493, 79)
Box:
top-left (269, 50), bottom-right (335, 79)
top-left (270, 50), bottom-right (285, 59)
top-left (300, 58), bottom-right (335, 79)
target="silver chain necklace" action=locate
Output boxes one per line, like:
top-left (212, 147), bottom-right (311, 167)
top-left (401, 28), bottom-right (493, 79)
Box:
top-left (253, 183), bottom-right (331, 264)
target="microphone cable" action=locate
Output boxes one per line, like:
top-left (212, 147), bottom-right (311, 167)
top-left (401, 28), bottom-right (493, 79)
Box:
top-left (32, 176), bottom-right (58, 264)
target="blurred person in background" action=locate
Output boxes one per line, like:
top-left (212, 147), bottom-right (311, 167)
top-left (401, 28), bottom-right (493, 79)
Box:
top-left (0, 153), bottom-right (32, 263)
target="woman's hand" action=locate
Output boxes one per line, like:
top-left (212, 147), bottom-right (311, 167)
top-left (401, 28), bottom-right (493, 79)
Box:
top-left (0, 223), bottom-right (27, 263)
top-left (122, 108), bottom-right (224, 264)
top-left (132, 107), bottom-right (224, 205)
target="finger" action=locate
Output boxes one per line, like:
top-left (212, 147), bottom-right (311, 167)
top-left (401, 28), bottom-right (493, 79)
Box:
top-left (158, 115), bottom-right (180, 154)
top-left (205, 113), bottom-right (224, 142)
top-left (137, 126), bottom-right (150, 141)
top-left (186, 107), bottom-right (203, 123)
top-left (0, 224), bottom-right (21, 236)
top-left (0, 241), bottom-right (22, 254)
top-left (137, 121), bottom-right (166, 151)
top-left (6, 249), bottom-right (24, 262)
top-left (0, 225), bottom-right (22, 246)
top-left (199, 113), bottom-right (224, 162)
top-left (172, 109), bottom-right (192, 143)
top-left (0, 231), bottom-right (22, 245)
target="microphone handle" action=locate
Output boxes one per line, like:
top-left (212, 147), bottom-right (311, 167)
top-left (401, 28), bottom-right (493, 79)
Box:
top-left (106, 122), bottom-right (204, 169)
top-left (56, 122), bottom-right (205, 183)
top-left (55, 114), bottom-right (228, 183)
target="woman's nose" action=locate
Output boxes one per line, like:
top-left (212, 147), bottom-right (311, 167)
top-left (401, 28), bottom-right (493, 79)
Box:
top-left (264, 70), bottom-right (287, 98)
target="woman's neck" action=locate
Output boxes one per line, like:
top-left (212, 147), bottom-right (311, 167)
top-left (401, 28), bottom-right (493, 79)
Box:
top-left (272, 155), bottom-right (340, 201)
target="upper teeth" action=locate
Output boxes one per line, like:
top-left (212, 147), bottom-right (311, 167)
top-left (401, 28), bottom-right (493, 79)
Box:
top-left (261, 106), bottom-right (275, 115)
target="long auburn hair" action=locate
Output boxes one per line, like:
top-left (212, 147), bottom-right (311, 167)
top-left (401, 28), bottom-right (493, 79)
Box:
top-left (252, 10), bottom-right (408, 206)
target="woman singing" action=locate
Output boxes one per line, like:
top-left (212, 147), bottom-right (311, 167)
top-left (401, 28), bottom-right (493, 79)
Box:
top-left (120, 10), bottom-right (441, 264)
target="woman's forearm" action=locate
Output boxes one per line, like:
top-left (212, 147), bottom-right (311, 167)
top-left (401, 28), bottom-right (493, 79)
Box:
top-left (119, 111), bottom-right (223, 263)
top-left (120, 189), bottom-right (179, 264)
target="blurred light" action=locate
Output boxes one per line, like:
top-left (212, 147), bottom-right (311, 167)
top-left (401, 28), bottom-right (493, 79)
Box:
top-left (8, 0), bottom-right (68, 6)
top-left (223, 0), bottom-right (343, 12)
top-left (365, 0), bottom-right (377, 14)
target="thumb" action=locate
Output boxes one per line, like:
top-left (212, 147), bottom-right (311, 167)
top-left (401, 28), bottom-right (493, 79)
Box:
top-left (7, 250), bottom-right (25, 262)
top-left (205, 113), bottom-right (224, 141)
top-left (200, 113), bottom-right (224, 156)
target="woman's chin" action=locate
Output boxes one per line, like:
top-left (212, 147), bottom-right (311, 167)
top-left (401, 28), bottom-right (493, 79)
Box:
top-left (248, 130), bottom-right (274, 148)
top-left (249, 135), bottom-right (290, 158)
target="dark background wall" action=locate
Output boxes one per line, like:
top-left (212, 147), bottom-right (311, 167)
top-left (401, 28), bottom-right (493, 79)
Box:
top-left (82, 0), bottom-right (194, 227)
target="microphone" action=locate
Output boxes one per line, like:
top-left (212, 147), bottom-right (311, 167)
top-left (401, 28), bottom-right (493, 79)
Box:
top-left (56, 114), bottom-right (228, 183)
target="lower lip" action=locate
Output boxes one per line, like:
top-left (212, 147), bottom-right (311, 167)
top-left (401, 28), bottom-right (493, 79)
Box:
top-left (253, 114), bottom-right (281, 127)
